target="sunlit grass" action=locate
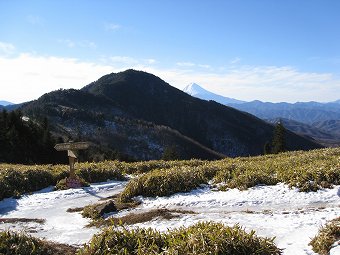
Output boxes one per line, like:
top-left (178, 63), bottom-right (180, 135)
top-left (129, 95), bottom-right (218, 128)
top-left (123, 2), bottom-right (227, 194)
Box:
top-left (78, 222), bottom-right (282, 255)
top-left (0, 231), bottom-right (76, 255)
top-left (120, 148), bottom-right (340, 201)
top-left (1, 147), bottom-right (339, 201)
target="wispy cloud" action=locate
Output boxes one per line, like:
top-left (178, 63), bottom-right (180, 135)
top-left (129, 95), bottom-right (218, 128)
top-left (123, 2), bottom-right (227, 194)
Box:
top-left (58, 39), bottom-right (76, 48)
top-left (78, 40), bottom-right (97, 49)
top-left (176, 62), bottom-right (211, 69)
top-left (58, 39), bottom-right (97, 49)
top-left (109, 56), bottom-right (139, 65)
top-left (0, 42), bottom-right (15, 55)
top-left (145, 59), bottom-right (157, 64)
top-left (104, 23), bottom-right (121, 31)
top-left (230, 57), bottom-right (241, 64)
top-left (105, 56), bottom-right (157, 68)
top-left (176, 62), bottom-right (196, 67)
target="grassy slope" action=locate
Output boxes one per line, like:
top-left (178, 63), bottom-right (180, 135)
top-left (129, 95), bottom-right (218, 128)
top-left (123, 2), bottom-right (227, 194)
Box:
top-left (120, 147), bottom-right (340, 201)
top-left (78, 222), bottom-right (282, 255)
top-left (0, 231), bottom-right (76, 255)
top-left (1, 148), bottom-right (339, 201)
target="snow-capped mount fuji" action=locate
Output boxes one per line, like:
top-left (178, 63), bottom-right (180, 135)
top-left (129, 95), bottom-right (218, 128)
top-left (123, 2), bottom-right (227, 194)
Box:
top-left (183, 83), bottom-right (245, 105)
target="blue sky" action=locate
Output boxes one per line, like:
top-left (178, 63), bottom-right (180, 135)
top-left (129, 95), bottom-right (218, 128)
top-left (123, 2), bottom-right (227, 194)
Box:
top-left (1, 0), bottom-right (340, 103)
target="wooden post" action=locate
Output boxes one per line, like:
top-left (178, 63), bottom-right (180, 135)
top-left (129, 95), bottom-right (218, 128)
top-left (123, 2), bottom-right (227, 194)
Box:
top-left (54, 142), bottom-right (90, 188)
top-left (67, 150), bottom-right (78, 178)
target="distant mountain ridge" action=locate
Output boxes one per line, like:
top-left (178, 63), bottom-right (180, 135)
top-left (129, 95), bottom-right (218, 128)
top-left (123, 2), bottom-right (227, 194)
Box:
top-left (231, 101), bottom-right (340, 124)
top-left (267, 118), bottom-right (340, 147)
top-left (182, 83), bottom-right (340, 124)
top-left (313, 120), bottom-right (340, 137)
top-left (19, 70), bottom-right (321, 161)
top-left (182, 83), bottom-right (340, 146)
top-left (0, 100), bottom-right (14, 106)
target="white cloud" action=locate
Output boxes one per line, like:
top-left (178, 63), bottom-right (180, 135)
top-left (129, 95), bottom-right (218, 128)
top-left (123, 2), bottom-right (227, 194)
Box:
top-left (0, 53), bottom-right (115, 103)
top-left (141, 65), bottom-right (340, 103)
top-left (0, 52), bottom-right (339, 104)
top-left (0, 42), bottom-right (15, 55)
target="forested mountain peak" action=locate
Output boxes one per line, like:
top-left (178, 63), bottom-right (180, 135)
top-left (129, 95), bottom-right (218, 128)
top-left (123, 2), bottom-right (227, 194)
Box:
top-left (17, 70), bottom-right (322, 162)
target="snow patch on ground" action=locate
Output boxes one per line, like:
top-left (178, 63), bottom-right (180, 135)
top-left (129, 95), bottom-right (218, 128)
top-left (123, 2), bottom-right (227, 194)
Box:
top-left (0, 181), bottom-right (126, 245)
top-left (0, 182), bottom-right (339, 254)
top-left (330, 242), bottom-right (340, 255)
top-left (117, 183), bottom-right (340, 255)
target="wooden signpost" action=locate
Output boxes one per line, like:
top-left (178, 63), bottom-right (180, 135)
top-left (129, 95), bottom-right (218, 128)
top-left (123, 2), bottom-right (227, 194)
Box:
top-left (54, 141), bottom-right (90, 188)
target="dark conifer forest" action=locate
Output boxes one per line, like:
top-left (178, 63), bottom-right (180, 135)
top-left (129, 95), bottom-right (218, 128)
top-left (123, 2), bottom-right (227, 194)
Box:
top-left (0, 110), bottom-right (65, 164)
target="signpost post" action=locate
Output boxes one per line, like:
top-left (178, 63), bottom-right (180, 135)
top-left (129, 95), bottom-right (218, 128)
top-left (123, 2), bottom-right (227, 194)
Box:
top-left (54, 142), bottom-right (90, 188)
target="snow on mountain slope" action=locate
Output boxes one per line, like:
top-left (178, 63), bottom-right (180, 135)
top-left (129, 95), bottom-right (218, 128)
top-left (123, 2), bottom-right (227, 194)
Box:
top-left (183, 83), bottom-right (245, 105)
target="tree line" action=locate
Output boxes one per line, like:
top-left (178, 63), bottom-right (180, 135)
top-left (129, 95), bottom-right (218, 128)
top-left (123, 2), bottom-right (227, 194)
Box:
top-left (0, 110), bottom-right (66, 164)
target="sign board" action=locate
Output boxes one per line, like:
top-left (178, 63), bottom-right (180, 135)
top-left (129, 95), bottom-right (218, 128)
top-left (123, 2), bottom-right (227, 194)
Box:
top-left (67, 150), bottom-right (78, 158)
top-left (66, 177), bottom-right (82, 188)
top-left (54, 142), bottom-right (90, 151)
top-left (54, 141), bottom-right (90, 188)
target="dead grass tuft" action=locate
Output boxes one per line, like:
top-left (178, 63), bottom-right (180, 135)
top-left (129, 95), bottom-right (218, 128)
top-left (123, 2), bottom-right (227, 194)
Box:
top-left (90, 208), bottom-right (196, 227)
top-left (0, 218), bottom-right (45, 224)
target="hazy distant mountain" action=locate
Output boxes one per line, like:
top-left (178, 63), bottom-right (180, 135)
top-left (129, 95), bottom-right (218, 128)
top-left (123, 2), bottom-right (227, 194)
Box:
top-left (230, 101), bottom-right (340, 124)
top-left (0, 100), bottom-right (13, 106)
top-left (20, 70), bottom-right (321, 160)
top-left (267, 118), bottom-right (340, 147)
top-left (183, 83), bottom-right (245, 105)
top-left (0, 100), bottom-right (20, 111)
top-left (313, 120), bottom-right (340, 137)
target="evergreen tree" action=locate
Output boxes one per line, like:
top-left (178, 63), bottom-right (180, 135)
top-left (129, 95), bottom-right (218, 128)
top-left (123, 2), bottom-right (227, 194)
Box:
top-left (162, 146), bottom-right (179, 160)
top-left (263, 141), bottom-right (272, 155)
top-left (272, 122), bottom-right (286, 154)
